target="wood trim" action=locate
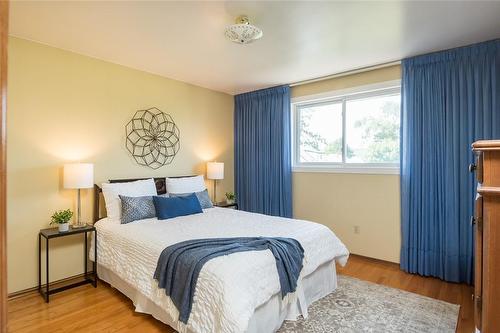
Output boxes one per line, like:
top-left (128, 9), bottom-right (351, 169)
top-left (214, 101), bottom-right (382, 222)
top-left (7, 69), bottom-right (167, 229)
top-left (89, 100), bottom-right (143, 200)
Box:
top-left (472, 140), bottom-right (500, 151)
top-left (474, 195), bottom-right (483, 330)
top-left (0, 1), bottom-right (8, 332)
top-left (478, 186), bottom-right (500, 196)
top-left (7, 273), bottom-right (93, 300)
top-left (472, 143), bottom-right (500, 332)
top-left (348, 253), bottom-right (400, 267)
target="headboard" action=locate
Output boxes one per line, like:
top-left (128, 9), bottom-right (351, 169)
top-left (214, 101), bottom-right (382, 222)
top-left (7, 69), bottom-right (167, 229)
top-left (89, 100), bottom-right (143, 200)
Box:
top-left (93, 175), bottom-right (196, 223)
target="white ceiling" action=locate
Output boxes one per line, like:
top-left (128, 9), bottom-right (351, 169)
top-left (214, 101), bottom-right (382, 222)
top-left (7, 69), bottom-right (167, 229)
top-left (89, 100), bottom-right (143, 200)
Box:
top-left (9, 1), bottom-right (500, 95)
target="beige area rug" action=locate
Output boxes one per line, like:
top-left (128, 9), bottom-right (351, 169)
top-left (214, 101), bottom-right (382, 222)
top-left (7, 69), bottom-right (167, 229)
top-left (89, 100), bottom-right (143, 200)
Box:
top-left (277, 275), bottom-right (460, 333)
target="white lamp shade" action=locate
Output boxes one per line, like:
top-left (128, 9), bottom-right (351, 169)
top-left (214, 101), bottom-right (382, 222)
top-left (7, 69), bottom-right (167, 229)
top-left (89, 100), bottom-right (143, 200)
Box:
top-left (207, 162), bottom-right (224, 180)
top-left (63, 163), bottom-right (94, 189)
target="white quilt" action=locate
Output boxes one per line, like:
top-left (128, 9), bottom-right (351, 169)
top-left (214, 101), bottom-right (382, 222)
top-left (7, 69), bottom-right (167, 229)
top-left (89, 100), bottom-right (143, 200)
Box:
top-left (91, 207), bottom-right (349, 333)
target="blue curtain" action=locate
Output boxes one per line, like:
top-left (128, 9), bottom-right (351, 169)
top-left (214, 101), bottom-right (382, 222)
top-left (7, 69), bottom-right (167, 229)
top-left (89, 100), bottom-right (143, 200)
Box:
top-left (401, 39), bottom-right (500, 283)
top-left (234, 85), bottom-right (292, 217)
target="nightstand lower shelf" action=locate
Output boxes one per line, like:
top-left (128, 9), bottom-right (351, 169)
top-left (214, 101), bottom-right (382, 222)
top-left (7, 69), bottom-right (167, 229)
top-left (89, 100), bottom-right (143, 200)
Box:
top-left (39, 277), bottom-right (96, 299)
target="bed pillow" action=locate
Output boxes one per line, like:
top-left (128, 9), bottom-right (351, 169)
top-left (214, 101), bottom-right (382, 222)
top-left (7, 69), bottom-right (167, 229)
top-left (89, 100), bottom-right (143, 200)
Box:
top-left (153, 194), bottom-right (203, 220)
top-left (119, 195), bottom-right (156, 224)
top-left (169, 189), bottom-right (213, 209)
top-left (165, 175), bottom-right (206, 194)
top-left (101, 179), bottom-right (157, 221)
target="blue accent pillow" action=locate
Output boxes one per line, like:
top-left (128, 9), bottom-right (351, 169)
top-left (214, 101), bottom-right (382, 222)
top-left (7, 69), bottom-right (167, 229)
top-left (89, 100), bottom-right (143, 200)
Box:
top-left (153, 193), bottom-right (203, 220)
top-left (169, 189), bottom-right (213, 209)
top-left (119, 195), bottom-right (156, 224)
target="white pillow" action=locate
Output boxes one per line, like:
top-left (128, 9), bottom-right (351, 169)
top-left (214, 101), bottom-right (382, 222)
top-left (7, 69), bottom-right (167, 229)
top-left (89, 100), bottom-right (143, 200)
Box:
top-left (165, 175), bottom-right (206, 194)
top-left (101, 178), bottom-right (157, 221)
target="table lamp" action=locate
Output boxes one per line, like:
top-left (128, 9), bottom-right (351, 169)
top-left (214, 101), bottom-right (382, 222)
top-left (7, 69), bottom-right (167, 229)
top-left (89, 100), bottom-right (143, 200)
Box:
top-left (63, 163), bottom-right (94, 228)
top-left (207, 162), bottom-right (224, 203)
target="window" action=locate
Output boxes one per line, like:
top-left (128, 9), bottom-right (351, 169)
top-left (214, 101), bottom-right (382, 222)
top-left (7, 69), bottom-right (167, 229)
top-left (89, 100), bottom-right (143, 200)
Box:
top-left (292, 83), bottom-right (401, 173)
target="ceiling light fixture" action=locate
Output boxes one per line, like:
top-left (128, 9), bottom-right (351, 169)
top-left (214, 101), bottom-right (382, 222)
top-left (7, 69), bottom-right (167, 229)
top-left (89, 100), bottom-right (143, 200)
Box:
top-left (224, 15), bottom-right (263, 44)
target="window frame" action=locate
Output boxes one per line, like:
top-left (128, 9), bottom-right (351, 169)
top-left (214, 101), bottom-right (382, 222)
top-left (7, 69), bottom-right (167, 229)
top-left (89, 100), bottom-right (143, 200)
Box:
top-left (291, 80), bottom-right (401, 175)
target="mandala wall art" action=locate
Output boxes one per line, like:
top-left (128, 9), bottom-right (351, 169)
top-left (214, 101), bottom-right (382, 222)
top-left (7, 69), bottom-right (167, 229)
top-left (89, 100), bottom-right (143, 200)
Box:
top-left (125, 107), bottom-right (180, 169)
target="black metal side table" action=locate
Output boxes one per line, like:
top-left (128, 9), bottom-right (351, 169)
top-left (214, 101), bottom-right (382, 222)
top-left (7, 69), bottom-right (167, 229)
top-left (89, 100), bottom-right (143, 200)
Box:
top-left (215, 202), bottom-right (238, 209)
top-left (38, 225), bottom-right (97, 303)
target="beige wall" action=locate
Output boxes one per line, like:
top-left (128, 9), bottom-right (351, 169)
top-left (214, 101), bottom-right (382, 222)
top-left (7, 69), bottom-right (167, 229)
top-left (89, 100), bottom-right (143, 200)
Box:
top-left (7, 36), bottom-right (401, 292)
top-left (7, 37), bottom-right (234, 293)
top-left (291, 65), bottom-right (402, 263)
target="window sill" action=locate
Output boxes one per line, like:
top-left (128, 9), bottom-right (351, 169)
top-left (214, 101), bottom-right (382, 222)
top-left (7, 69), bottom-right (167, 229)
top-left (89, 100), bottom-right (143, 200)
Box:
top-left (292, 166), bottom-right (400, 175)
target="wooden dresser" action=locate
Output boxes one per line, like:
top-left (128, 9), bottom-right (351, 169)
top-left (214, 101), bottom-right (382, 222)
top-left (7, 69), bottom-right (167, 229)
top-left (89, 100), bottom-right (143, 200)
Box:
top-left (471, 140), bottom-right (500, 333)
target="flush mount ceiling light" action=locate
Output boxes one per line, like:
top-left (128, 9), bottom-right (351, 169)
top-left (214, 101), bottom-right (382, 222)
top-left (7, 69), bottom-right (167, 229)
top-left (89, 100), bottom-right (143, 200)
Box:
top-left (224, 15), bottom-right (263, 44)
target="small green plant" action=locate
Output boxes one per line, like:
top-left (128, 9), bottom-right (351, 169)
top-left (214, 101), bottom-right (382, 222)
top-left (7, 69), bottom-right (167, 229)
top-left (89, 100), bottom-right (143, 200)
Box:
top-left (225, 192), bottom-right (236, 201)
top-left (50, 209), bottom-right (73, 225)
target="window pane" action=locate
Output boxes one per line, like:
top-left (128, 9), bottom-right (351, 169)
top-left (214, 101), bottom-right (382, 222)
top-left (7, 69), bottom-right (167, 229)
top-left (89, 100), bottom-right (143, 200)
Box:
top-left (298, 102), bottom-right (343, 163)
top-left (345, 94), bottom-right (400, 163)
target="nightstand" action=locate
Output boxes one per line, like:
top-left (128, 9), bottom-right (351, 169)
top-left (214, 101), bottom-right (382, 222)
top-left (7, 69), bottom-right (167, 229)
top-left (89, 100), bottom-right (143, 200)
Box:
top-left (215, 202), bottom-right (238, 209)
top-left (38, 225), bottom-right (97, 303)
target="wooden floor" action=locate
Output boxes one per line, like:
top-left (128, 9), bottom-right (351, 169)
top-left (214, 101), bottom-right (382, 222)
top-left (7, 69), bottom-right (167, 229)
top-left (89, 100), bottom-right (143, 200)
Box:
top-left (7, 255), bottom-right (474, 333)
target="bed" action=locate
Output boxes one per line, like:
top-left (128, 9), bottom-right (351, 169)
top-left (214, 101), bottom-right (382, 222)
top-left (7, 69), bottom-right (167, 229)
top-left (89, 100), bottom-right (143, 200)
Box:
top-left (90, 177), bottom-right (349, 333)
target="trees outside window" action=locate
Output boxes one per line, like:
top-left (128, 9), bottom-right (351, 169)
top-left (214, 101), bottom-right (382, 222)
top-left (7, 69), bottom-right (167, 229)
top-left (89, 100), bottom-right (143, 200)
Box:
top-left (294, 86), bottom-right (400, 172)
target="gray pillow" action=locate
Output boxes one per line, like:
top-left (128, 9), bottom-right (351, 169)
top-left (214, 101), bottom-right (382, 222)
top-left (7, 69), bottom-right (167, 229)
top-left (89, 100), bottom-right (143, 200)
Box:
top-left (169, 189), bottom-right (213, 209)
top-left (119, 195), bottom-right (156, 224)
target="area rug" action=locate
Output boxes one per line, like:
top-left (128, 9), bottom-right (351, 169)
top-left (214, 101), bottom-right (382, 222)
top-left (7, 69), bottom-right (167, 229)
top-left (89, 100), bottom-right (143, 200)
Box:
top-left (278, 275), bottom-right (460, 333)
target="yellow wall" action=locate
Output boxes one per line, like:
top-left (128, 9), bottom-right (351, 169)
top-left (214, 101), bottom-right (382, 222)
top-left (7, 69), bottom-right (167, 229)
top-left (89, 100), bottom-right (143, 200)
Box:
top-left (7, 37), bottom-right (234, 293)
top-left (6, 36), bottom-right (401, 292)
top-left (291, 65), bottom-right (402, 263)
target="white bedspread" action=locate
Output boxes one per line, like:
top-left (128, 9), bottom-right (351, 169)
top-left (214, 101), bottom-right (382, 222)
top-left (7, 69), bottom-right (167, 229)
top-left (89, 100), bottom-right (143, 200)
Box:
top-left (91, 207), bottom-right (349, 333)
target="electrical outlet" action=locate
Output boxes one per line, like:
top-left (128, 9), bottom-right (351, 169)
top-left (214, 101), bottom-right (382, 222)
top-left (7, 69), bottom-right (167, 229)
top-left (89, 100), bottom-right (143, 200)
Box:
top-left (354, 226), bottom-right (360, 234)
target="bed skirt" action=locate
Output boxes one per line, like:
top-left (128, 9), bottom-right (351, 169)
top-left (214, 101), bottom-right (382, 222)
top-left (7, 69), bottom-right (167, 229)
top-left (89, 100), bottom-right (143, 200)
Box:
top-left (97, 260), bottom-right (338, 333)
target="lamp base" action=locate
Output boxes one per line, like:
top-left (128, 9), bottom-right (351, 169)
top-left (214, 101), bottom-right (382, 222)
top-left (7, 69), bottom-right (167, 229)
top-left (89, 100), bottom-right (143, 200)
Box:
top-left (73, 189), bottom-right (87, 228)
top-left (213, 180), bottom-right (217, 204)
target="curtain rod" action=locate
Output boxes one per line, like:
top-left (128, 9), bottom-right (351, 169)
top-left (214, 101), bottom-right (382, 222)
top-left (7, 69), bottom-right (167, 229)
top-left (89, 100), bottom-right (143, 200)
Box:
top-left (289, 60), bottom-right (401, 87)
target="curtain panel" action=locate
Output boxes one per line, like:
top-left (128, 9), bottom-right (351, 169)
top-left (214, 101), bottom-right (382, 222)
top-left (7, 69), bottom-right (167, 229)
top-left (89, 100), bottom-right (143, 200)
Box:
top-left (234, 85), bottom-right (293, 218)
top-left (401, 39), bottom-right (500, 283)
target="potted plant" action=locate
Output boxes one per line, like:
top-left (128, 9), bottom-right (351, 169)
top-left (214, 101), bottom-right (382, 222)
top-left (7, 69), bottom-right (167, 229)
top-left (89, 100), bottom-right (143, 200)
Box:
top-left (225, 192), bottom-right (236, 205)
top-left (51, 209), bottom-right (74, 232)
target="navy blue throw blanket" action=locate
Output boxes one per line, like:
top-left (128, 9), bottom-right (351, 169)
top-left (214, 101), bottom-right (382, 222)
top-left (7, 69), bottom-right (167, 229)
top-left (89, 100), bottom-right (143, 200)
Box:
top-left (154, 237), bottom-right (304, 323)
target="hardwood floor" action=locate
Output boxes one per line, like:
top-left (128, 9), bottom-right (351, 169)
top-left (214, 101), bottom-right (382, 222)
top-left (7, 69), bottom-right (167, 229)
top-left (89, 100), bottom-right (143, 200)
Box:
top-left (8, 254), bottom-right (473, 333)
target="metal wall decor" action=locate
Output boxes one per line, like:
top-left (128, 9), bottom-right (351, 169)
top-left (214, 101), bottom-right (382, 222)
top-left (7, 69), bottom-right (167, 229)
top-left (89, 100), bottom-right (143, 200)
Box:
top-left (125, 107), bottom-right (180, 169)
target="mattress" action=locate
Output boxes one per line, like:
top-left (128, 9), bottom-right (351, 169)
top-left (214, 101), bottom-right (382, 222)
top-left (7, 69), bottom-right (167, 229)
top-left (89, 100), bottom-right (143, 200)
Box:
top-left (90, 207), bottom-right (349, 333)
